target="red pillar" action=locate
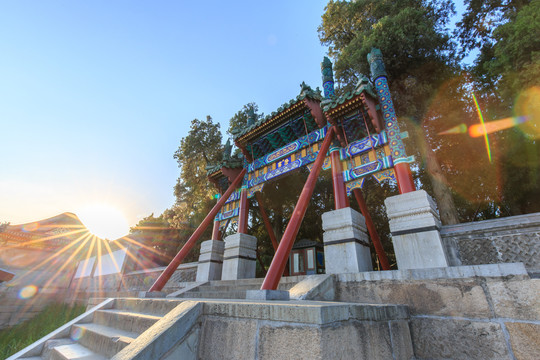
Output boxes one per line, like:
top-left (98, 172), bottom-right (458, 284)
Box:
top-left (395, 163), bottom-right (416, 194)
top-left (212, 220), bottom-right (221, 240)
top-left (149, 168), bottom-right (246, 292)
top-left (255, 192), bottom-right (279, 251)
top-left (237, 188), bottom-right (249, 234)
top-left (330, 147), bottom-right (349, 209)
top-left (352, 188), bottom-right (391, 270)
top-left (261, 126), bottom-right (336, 290)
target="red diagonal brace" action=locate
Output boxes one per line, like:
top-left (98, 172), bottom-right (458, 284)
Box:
top-left (149, 168), bottom-right (247, 292)
top-left (255, 192), bottom-right (279, 251)
top-left (353, 188), bottom-right (390, 270)
top-left (261, 126), bottom-right (336, 290)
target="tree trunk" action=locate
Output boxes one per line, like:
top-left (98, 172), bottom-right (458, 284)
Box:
top-left (424, 145), bottom-right (460, 225)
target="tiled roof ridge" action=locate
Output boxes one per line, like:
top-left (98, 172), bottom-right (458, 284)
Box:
top-left (231, 82), bottom-right (323, 140)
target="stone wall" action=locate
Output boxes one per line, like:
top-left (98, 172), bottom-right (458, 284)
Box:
top-left (334, 263), bottom-right (540, 360)
top-left (0, 286), bottom-right (71, 330)
top-left (441, 212), bottom-right (540, 273)
top-left (68, 262), bottom-right (198, 297)
top-left (121, 263), bottom-right (197, 291)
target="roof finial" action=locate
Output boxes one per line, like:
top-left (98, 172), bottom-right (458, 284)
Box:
top-left (367, 48), bottom-right (387, 80)
top-left (247, 108), bottom-right (256, 126)
top-left (321, 56), bottom-right (335, 98)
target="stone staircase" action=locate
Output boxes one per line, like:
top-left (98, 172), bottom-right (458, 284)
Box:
top-left (173, 275), bottom-right (306, 299)
top-left (9, 275), bottom-right (415, 359)
top-left (13, 298), bottom-right (184, 360)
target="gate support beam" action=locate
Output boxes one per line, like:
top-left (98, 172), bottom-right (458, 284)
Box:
top-left (255, 192), bottom-right (279, 251)
top-left (261, 126), bottom-right (336, 290)
top-left (212, 220), bottom-right (221, 241)
top-left (237, 187), bottom-right (249, 234)
top-left (149, 168), bottom-right (247, 292)
top-left (352, 188), bottom-right (390, 270)
top-left (330, 144), bottom-right (349, 209)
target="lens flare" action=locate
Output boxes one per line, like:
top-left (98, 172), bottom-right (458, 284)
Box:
top-left (515, 86), bottom-right (540, 139)
top-left (18, 285), bottom-right (38, 299)
top-left (468, 116), bottom-right (530, 137)
top-left (438, 123), bottom-right (468, 135)
top-left (77, 204), bottom-right (130, 240)
top-left (472, 93), bottom-right (492, 163)
top-left (22, 222), bottom-right (39, 232)
top-left (70, 326), bottom-right (85, 341)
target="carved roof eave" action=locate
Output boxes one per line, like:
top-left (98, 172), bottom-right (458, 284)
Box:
top-left (323, 93), bottom-right (365, 124)
top-left (323, 90), bottom-right (382, 132)
top-left (233, 91), bottom-right (323, 147)
top-left (206, 160), bottom-right (244, 178)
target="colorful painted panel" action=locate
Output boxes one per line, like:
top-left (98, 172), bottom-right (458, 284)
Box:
top-left (340, 131), bottom-right (387, 160)
top-left (224, 189), bottom-right (241, 204)
top-left (345, 168), bottom-right (397, 194)
top-left (343, 156), bottom-right (394, 182)
top-left (215, 207), bottom-right (239, 222)
top-left (247, 127), bottom-right (327, 172)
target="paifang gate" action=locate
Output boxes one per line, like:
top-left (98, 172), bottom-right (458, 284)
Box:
top-left (149, 48), bottom-right (416, 292)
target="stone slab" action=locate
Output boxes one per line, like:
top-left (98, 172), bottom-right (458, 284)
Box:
top-left (198, 317), bottom-right (257, 360)
top-left (336, 278), bottom-right (491, 317)
top-left (505, 322), bottom-right (540, 360)
top-left (289, 274), bottom-right (334, 301)
top-left (410, 317), bottom-right (510, 359)
top-left (245, 290), bottom-right (290, 301)
top-left (487, 278), bottom-right (540, 321)
top-left (138, 291), bottom-right (166, 298)
top-left (222, 233), bottom-right (257, 280)
top-left (322, 207), bottom-right (372, 273)
top-left (335, 263), bottom-right (528, 282)
top-left (385, 190), bottom-right (448, 269)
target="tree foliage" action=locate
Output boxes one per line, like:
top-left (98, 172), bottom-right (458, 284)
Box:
top-left (128, 213), bottom-right (198, 269)
top-left (319, 0), bottom-right (462, 225)
top-left (173, 116), bottom-right (223, 222)
top-left (227, 102), bottom-right (264, 137)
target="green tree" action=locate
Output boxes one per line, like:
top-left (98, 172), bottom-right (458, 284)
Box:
top-left (129, 213), bottom-right (197, 268)
top-left (319, 0), bottom-right (462, 224)
top-left (227, 102), bottom-right (264, 137)
top-left (173, 116), bottom-right (223, 223)
top-left (457, 0), bottom-right (540, 216)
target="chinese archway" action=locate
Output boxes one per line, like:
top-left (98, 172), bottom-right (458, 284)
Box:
top-left (150, 48), bottom-right (415, 292)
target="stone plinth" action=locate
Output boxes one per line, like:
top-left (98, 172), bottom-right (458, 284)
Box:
top-left (196, 240), bottom-right (225, 282)
top-left (385, 190), bottom-right (448, 269)
top-left (322, 207), bottom-right (372, 273)
top-left (222, 233), bottom-right (257, 280)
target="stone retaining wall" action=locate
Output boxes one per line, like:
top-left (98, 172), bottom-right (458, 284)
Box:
top-left (441, 212), bottom-right (540, 273)
top-left (121, 263), bottom-right (197, 291)
top-left (334, 264), bottom-right (540, 359)
top-left (0, 287), bottom-right (70, 330)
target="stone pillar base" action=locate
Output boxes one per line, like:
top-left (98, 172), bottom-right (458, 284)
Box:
top-left (322, 207), bottom-right (372, 273)
top-left (196, 240), bottom-right (224, 282)
top-left (385, 190), bottom-right (448, 269)
top-left (222, 233), bottom-right (257, 280)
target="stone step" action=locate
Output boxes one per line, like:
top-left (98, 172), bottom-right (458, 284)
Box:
top-left (176, 290), bottom-right (248, 299)
top-left (71, 323), bottom-right (137, 358)
top-left (19, 357), bottom-right (43, 360)
top-left (112, 298), bottom-right (184, 316)
top-left (194, 284), bottom-right (262, 292)
top-left (195, 281), bottom-right (298, 292)
top-left (92, 309), bottom-right (161, 334)
top-left (49, 343), bottom-right (106, 360)
top-left (205, 275), bottom-right (305, 288)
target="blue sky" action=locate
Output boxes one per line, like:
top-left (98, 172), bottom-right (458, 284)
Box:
top-left (0, 1), bottom-right (330, 227)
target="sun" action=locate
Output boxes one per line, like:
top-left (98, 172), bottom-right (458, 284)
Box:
top-left (77, 204), bottom-right (130, 240)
